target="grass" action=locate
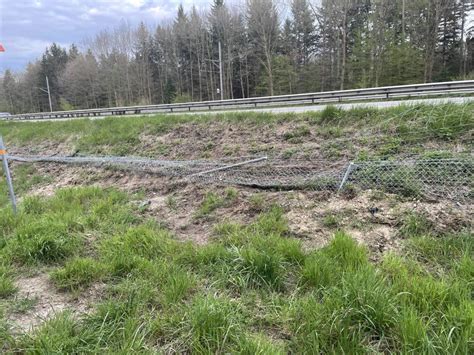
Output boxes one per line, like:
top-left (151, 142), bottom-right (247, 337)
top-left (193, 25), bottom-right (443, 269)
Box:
top-left (248, 193), bottom-right (266, 212)
top-left (0, 164), bottom-right (51, 209)
top-left (283, 124), bottom-right (311, 143)
top-left (399, 211), bottom-right (434, 238)
top-left (0, 187), bottom-right (471, 353)
top-left (1, 103), bottom-right (472, 161)
top-left (194, 188), bottom-right (238, 219)
top-left (0, 265), bottom-right (15, 298)
top-left (322, 213), bottom-right (340, 229)
top-left (0, 102), bottom-right (472, 352)
top-left (51, 258), bottom-right (105, 291)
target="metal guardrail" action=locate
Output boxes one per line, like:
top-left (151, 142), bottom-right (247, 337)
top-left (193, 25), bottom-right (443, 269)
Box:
top-left (4, 80), bottom-right (474, 121)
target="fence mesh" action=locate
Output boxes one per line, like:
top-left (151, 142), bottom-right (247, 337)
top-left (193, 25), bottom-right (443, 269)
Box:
top-left (349, 159), bottom-right (473, 201)
top-left (7, 155), bottom-right (473, 202)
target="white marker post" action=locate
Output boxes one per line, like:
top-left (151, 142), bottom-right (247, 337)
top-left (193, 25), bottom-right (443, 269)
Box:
top-left (0, 136), bottom-right (17, 214)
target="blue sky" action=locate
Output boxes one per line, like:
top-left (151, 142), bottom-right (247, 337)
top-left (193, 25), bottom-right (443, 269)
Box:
top-left (0, 0), bottom-right (215, 72)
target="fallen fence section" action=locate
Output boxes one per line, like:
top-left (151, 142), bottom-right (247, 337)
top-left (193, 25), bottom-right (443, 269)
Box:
top-left (4, 80), bottom-right (474, 121)
top-left (8, 155), bottom-right (473, 202)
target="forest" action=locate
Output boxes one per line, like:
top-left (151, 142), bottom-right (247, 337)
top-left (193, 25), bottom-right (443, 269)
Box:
top-left (1, 0), bottom-right (473, 114)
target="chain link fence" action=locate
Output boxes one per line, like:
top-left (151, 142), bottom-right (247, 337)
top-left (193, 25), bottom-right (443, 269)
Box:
top-left (7, 154), bottom-right (473, 202)
top-left (348, 159), bottom-right (473, 201)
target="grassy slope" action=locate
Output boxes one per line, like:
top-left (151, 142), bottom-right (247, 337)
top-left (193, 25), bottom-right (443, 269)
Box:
top-left (0, 188), bottom-right (472, 353)
top-left (0, 104), bottom-right (473, 353)
top-left (0, 103), bottom-right (472, 159)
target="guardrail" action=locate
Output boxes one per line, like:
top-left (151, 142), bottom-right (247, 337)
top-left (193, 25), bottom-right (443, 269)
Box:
top-left (4, 80), bottom-right (474, 121)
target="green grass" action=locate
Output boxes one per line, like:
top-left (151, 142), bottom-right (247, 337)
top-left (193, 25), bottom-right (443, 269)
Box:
top-left (399, 211), bottom-right (434, 238)
top-left (51, 258), bottom-right (105, 291)
top-left (0, 265), bottom-right (16, 298)
top-left (194, 188), bottom-right (238, 219)
top-left (283, 124), bottom-right (311, 143)
top-left (322, 213), bottom-right (340, 229)
top-left (1, 103), bottom-right (472, 160)
top-left (0, 187), bottom-right (472, 353)
top-left (0, 164), bottom-right (52, 209)
top-left (0, 102), bottom-right (472, 352)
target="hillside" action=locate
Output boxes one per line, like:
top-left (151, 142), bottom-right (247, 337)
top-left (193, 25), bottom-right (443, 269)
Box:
top-left (0, 103), bottom-right (473, 353)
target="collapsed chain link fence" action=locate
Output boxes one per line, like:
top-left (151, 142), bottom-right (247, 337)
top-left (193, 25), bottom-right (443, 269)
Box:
top-left (7, 154), bottom-right (473, 202)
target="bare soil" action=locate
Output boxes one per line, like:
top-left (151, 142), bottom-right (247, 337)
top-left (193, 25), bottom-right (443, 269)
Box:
top-left (13, 161), bottom-right (473, 256)
top-left (7, 273), bottom-right (104, 333)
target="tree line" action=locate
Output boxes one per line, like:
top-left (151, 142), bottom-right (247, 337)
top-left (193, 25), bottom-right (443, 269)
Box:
top-left (1, 0), bottom-right (473, 114)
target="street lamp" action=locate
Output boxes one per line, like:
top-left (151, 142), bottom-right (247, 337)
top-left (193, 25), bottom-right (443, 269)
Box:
top-left (204, 41), bottom-right (224, 101)
top-left (36, 76), bottom-right (53, 112)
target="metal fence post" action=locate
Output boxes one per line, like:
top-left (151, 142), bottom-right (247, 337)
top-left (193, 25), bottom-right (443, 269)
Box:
top-left (338, 162), bottom-right (355, 192)
top-left (0, 136), bottom-right (17, 214)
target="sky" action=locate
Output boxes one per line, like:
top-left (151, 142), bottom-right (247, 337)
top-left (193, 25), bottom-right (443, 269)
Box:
top-left (0, 0), bottom-right (214, 72)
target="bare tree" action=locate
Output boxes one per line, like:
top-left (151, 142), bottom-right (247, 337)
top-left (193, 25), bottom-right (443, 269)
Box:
top-left (247, 0), bottom-right (280, 96)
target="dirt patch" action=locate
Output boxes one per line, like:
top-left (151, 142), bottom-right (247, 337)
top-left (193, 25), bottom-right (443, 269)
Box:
top-left (9, 161), bottom-right (474, 255)
top-left (7, 273), bottom-right (104, 333)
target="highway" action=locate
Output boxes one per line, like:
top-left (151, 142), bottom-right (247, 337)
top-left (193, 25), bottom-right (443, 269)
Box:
top-left (183, 96), bottom-right (474, 115)
top-left (9, 96), bottom-right (474, 122)
top-left (4, 80), bottom-right (473, 121)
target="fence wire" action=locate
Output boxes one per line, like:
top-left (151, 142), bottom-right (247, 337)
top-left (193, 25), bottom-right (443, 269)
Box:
top-left (7, 155), bottom-right (473, 202)
top-left (349, 159), bottom-right (473, 201)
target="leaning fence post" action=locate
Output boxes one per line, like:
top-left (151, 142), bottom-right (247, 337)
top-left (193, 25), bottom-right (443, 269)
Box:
top-left (338, 162), bottom-right (355, 192)
top-left (0, 136), bottom-right (17, 214)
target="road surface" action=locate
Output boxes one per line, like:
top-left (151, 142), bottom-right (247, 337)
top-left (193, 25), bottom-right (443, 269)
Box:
top-left (9, 96), bottom-right (474, 122)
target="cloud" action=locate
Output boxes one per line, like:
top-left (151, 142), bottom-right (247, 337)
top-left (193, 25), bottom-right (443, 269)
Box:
top-left (0, 0), bottom-right (212, 72)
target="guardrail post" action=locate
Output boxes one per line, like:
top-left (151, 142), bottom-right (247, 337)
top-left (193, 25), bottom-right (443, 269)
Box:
top-left (0, 136), bottom-right (17, 214)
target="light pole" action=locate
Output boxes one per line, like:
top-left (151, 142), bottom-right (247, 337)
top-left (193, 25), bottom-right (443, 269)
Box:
top-left (218, 41), bottom-right (224, 100)
top-left (37, 76), bottom-right (53, 112)
top-left (45, 76), bottom-right (53, 112)
top-left (205, 42), bottom-right (225, 100)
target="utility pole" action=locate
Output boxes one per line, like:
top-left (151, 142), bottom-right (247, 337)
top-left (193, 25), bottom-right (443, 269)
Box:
top-left (402, 0), bottom-right (406, 41)
top-left (46, 76), bottom-right (53, 112)
top-left (218, 41), bottom-right (224, 100)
